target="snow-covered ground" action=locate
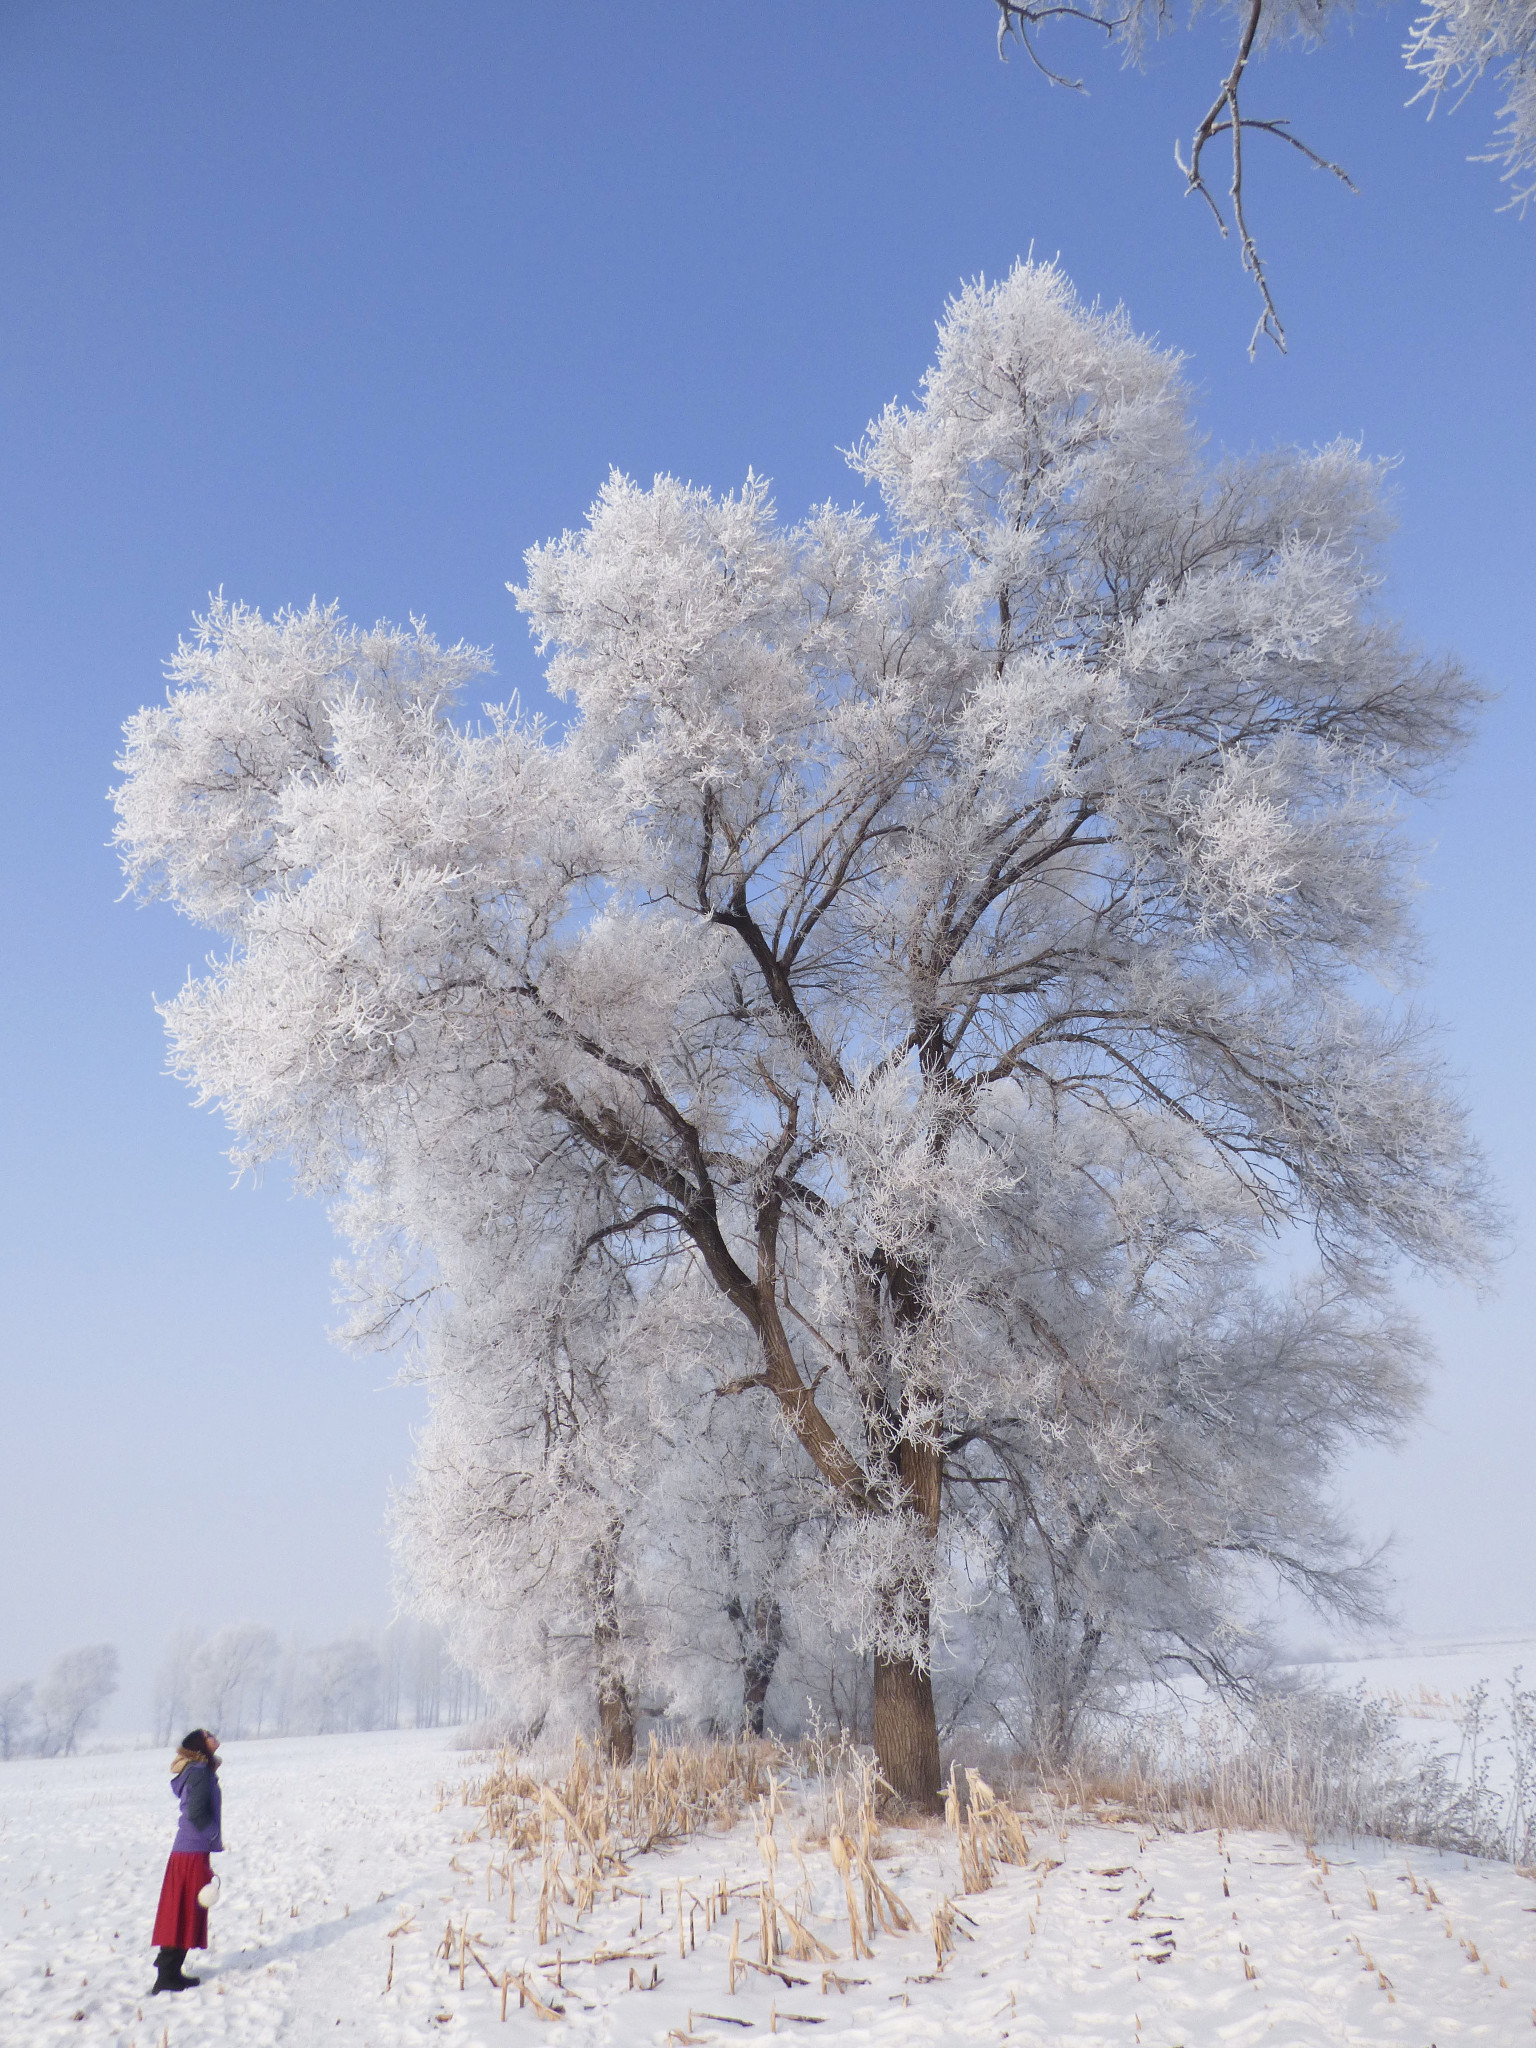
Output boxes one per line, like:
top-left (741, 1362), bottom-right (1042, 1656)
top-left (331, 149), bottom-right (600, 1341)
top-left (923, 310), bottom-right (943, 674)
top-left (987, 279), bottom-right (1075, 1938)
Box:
top-left (1305, 1630), bottom-right (1536, 1721)
top-left (5, 1722), bottom-right (1536, 2047)
top-left (1296, 1631), bottom-right (1536, 1800)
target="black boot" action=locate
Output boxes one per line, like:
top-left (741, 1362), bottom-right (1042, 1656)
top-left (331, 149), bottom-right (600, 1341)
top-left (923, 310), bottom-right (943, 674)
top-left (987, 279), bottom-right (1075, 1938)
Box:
top-left (151, 1945), bottom-right (200, 1992)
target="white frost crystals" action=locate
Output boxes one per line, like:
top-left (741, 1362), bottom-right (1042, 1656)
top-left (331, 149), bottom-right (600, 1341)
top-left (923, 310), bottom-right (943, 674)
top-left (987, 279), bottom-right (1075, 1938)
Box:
top-left (113, 261), bottom-right (1496, 1800)
top-left (1407, 0), bottom-right (1536, 210)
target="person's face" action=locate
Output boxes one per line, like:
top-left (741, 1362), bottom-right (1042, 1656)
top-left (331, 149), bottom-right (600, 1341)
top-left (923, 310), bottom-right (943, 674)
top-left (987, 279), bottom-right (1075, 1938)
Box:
top-left (204, 1733), bottom-right (219, 1756)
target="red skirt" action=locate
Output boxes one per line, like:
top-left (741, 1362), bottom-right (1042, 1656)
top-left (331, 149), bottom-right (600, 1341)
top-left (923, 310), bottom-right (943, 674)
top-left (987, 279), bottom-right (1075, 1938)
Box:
top-left (152, 1851), bottom-right (211, 1949)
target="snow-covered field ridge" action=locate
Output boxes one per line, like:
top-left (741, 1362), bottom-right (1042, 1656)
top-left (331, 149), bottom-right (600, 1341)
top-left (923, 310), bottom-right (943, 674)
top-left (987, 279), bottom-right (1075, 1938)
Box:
top-left (1306, 1632), bottom-right (1536, 1713)
top-left (4, 1727), bottom-right (1536, 2046)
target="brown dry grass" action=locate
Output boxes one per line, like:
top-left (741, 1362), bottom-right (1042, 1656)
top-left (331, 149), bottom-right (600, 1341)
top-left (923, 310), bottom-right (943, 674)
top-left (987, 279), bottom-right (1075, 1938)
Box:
top-left (459, 1734), bottom-right (1037, 1974)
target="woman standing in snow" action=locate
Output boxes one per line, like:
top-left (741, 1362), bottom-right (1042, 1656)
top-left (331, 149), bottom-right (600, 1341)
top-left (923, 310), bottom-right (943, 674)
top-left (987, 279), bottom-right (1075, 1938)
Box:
top-left (150, 1728), bottom-right (222, 1994)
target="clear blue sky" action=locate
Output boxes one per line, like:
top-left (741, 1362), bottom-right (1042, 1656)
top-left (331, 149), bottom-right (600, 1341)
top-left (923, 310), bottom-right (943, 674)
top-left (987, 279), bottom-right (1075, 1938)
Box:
top-left (1, 0), bottom-right (1530, 1725)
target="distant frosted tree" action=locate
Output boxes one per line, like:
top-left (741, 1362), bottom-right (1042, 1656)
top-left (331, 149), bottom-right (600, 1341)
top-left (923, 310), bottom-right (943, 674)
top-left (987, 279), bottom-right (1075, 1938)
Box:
top-left (152, 1623), bottom-right (206, 1746)
top-left (440, 1658), bottom-right (487, 1727)
top-left (408, 1624), bottom-right (446, 1730)
top-left (36, 1646), bottom-right (119, 1757)
top-left (190, 1622), bottom-right (281, 1737)
top-left (0, 1680), bottom-right (35, 1761)
top-left (116, 262), bottom-right (1493, 1803)
top-left (380, 1618), bottom-right (409, 1729)
top-left (305, 1637), bottom-right (382, 1734)
top-left (267, 1633), bottom-right (304, 1736)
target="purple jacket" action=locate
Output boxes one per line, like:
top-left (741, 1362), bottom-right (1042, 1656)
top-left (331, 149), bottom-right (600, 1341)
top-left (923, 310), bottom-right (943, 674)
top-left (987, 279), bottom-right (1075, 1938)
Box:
top-left (170, 1760), bottom-right (223, 1855)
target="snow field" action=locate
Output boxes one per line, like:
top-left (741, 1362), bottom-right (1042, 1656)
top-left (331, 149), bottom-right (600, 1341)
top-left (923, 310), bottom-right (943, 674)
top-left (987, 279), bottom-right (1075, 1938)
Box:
top-left (1311, 1633), bottom-right (1536, 1736)
top-left (4, 1726), bottom-right (1536, 2046)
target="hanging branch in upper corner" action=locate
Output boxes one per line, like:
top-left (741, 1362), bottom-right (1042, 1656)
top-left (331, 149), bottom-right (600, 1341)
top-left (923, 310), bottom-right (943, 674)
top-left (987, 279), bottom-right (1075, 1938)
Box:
top-left (1173, 0), bottom-right (1356, 355)
top-left (994, 0), bottom-right (1356, 353)
top-left (993, 0), bottom-right (1533, 351)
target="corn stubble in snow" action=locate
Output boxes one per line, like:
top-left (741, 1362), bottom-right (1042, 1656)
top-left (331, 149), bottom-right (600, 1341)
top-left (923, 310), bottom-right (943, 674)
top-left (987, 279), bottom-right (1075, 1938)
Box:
top-left (454, 1733), bottom-right (1036, 2021)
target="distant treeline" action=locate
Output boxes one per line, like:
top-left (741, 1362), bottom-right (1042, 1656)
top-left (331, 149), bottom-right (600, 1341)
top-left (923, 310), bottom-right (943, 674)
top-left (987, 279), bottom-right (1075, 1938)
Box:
top-left (151, 1616), bottom-right (485, 1742)
top-left (0, 1619), bottom-right (485, 1759)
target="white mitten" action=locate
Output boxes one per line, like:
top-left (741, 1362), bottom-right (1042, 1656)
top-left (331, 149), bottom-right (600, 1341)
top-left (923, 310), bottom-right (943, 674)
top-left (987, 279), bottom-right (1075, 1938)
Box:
top-left (197, 1873), bottom-right (221, 1908)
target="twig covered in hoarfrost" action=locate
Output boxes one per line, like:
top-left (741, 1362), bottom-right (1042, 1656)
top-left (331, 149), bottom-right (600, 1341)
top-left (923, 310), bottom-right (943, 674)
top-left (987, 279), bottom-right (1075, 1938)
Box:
top-left (1174, 0), bottom-right (1356, 354)
top-left (1406, 0), bottom-right (1536, 210)
top-left (993, 0), bottom-right (1531, 349)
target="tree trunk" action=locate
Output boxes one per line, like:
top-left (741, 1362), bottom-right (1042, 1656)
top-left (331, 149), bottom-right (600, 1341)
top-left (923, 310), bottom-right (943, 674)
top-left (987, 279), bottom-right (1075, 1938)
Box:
top-left (598, 1670), bottom-right (635, 1764)
top-left (873, 1654), bottom-right (941, 1809)
top-left (740, 1596), bottom-right (783, 1738)
top-left (591, 1518), bottom-right (635, 1764)
top-left (742, 1241), bottom-right (946, 1799)
top-left (872, 1435), bottom-right (943, 1809)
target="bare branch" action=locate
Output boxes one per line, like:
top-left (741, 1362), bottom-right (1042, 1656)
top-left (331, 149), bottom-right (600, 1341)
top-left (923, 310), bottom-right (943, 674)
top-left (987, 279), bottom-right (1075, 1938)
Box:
top-left (996, 0), bottom-right (1359, 353)
top-left (995, 0), bottom-right (1126, 89)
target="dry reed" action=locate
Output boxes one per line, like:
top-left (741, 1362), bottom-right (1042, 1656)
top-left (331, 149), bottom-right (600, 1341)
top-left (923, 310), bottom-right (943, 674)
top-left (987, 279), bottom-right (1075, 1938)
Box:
top-left (449, 1730), bottom-right (1050, 2023)
top-left (1006, 1682), bottom-right (1518, 1859)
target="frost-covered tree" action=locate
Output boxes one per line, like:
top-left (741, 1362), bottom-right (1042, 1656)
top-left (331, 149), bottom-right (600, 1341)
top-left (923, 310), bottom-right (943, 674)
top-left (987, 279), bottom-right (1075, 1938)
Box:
top-left (395, 1262), bottom-right (860, 1745)
top-left (951, 1251), bottom-right (1429, 1761)
top-left (647, 1397), bottom-right (817, 1738)
top-left (380, 1617), bottom-right (451, 1729)
top-left (190, 1622), bottom-right (281, 1736)
top-left (152, 1622), bottom-right (206, 1746)
top-left (0, 1680), bottom-right (35, 1761)
top-left (397, 1277), bottom-right (847, 1744)
top-left (400, 1620), bottom-right (455, 1729)
top-left (390, 1223), bottom-right (819, 1749)
top-left (115, 262), bottom-right (1490, 1803)
top-left (989, 0), bottom-right (1536, 348)
top-left (35, 1645), bottom-right (119, 1757)
top-left (304, 1636), bottom-right (383, 1734)
top-left (398, 1354), bottom-right (648, 1756)
top-left (267, 1634), bottom-right (385, 1735)
top-left (1406, 0), bottom-right (1536, 196)
top-left (389, 1214), bottom-right (674, 1759)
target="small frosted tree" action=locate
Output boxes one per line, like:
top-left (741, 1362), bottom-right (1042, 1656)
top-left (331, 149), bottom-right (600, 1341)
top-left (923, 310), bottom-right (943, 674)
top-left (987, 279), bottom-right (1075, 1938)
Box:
top-left (36, 1645), bottom-right (119, 1757)
top-left (152, 1622), bottom-right (206, 1745)
top-left (116, 262), bottom-right (1490, 1803)
top-left (647, 1400), bottom-right (820, 1738)
top-left (408, 1623), bottom-right (448, 1730)
top-left (395, 1257), bottom-right (871, 1744)
top-left (305, 1637), bottom-right (382, 1734)
top-left (191, 1622), bottom-right (281, 1736)
top-left (398, 1363), bottom-right (649, 1755)
top-left (0, 1680), bottom-right (35, 1761)
top-left (952, 1258), bottom-right (1430, 1762)
top-left (387, 1212), bottom-right (674, 1759)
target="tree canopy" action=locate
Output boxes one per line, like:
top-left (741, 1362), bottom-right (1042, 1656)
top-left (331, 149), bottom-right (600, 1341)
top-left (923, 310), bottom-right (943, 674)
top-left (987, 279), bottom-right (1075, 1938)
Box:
top-left (115, 261), bottom-right (1493, 1798)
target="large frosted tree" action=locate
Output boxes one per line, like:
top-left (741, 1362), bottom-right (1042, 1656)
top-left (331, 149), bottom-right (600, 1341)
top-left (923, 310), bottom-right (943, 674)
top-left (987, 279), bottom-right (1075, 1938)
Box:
top-left (115, 261), bottom-right (1490, 1802)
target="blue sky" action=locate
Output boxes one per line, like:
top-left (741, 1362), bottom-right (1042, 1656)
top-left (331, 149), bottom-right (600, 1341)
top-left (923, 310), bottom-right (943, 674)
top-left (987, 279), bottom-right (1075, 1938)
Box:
top-left (1, 0), bottom-right (1530, 1725)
